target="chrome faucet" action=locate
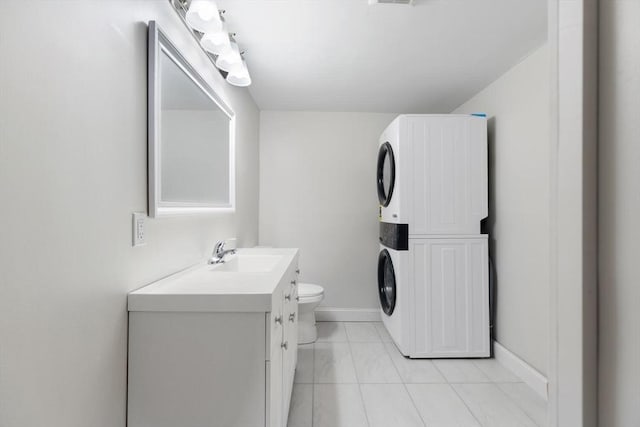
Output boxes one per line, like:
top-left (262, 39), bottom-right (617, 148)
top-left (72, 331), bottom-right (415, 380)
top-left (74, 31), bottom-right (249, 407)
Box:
top-left (208, 240), bottom-right (236, 265)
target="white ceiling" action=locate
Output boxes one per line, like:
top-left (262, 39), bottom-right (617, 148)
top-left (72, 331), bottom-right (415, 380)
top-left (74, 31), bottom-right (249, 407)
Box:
top-left (217, 0), bottom-right (547, 113)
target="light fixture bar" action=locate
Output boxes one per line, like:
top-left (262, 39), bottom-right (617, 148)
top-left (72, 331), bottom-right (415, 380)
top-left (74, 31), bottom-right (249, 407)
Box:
top-left (169, 0), bottom-right (251, 86)
top-left (169, 0), bottom-right (225, 77)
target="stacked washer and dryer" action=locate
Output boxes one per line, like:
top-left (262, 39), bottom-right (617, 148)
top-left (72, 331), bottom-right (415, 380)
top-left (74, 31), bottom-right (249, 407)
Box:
top-left (377, 114), bottom-right (490, 358)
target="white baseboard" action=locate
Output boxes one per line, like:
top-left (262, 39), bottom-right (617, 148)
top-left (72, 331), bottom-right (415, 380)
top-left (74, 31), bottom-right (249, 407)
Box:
top-left (315, 307), bottom-right (381, 322)
top-left (493, 341), bottom-right (548, 400)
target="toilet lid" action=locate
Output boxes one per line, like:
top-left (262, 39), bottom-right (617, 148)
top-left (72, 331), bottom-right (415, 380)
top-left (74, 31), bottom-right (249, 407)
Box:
top-left (298, 283), bottom-right (324, 298)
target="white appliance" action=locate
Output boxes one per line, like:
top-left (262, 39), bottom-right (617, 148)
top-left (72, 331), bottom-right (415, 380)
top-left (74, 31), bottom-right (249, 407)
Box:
top-left (377, 114), bottom-right (488, 232)
top-left (377, 114), bottom-right (490, 358)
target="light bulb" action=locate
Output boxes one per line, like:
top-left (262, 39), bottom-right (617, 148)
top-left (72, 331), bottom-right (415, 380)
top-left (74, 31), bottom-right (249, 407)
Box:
top-left (200, 23), bottom-right (231, 55)
top-left (215, 41), bottom-right (242, 72)
top-left (226, 59), bottom-right (251, 87)
top-left (185, 0), bottom-right (222, 33)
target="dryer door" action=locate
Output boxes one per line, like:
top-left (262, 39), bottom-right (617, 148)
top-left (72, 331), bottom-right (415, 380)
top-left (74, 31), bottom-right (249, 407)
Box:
top-left (378, 248), bottom-right (397, 316)
top-left (377, 142), bottom-right (396, 207)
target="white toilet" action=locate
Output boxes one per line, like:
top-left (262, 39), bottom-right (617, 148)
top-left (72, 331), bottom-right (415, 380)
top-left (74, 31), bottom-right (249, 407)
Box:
top-left (297, 283), bottom-right (324, 344)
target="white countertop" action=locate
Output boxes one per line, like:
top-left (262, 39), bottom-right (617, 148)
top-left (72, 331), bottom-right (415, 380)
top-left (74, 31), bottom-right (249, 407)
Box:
top-left (128, 248), bottom-right (299, 313)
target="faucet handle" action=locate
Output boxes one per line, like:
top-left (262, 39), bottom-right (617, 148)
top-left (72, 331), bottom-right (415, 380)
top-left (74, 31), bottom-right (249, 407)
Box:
top-left (224, 238), bottom-right (237, 249)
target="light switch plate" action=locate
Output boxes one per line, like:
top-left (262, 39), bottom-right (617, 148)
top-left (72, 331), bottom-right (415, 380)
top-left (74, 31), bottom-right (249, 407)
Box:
top-left (132, 212), bottom-right (146, 247)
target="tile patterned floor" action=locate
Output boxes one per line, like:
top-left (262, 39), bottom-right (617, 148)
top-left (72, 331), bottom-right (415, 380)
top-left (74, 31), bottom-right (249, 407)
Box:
top-left (288, 321), bottom-right (547, 427)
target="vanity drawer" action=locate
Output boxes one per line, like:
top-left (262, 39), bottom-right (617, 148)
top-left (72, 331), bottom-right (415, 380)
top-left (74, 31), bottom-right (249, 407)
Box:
top-left (264, 260), bottom-right (298, 361)
top-left (281, 277), bottom-right (298, 421)
top-left (265, 293), bottom-right (284, 362)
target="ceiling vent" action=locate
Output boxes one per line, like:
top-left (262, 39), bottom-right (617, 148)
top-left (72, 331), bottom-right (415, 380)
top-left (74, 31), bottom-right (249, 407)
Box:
top-left (368, 0), bottom-right (414, 4)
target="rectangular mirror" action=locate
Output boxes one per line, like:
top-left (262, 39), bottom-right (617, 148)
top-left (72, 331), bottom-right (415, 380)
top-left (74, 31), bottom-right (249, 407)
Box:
top-left (148, 21), bottom-right (235, 217)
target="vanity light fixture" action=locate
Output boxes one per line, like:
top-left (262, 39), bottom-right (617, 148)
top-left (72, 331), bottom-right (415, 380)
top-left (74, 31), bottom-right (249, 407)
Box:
top-left (170, 0), bottom-right (252, 87)
top-left (185, 0), bottom-right (222, 33)
top-left (226, 59), bottom-right (251, 87)
top-left (200, 22), bottom-right (231, 55)
top-left (215, 41), bottom-right (242, 72)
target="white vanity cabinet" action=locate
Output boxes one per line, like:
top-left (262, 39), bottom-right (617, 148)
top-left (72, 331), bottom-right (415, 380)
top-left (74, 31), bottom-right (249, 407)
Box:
top-left (267, 273), bottom-right (299, 427)
top-left (127, 248), bottom-right (299, 427)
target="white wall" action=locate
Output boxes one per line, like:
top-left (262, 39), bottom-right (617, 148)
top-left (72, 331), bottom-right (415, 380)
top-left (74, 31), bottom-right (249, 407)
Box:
top-left (599, 1), bottom-right (640, 425)
top-left (0, 2), bottom-right (259, 427)
top-left (452, 45), bottom-right (550, 375)
top-left (259, 111), bottom-right (396, 310)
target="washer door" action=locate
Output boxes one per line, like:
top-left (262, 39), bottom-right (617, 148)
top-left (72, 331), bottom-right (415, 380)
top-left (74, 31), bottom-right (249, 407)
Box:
top-left (377, 142), bottom-right (396, 207)
top-left (378, 248), bottom-right (397, 316)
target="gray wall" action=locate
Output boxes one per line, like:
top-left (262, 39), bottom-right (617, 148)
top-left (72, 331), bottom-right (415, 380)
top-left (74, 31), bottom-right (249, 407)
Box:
top-left (259, 111), bottom-right (397, 309)
top-left (452, 45), bottom-right (550, 376)
top-left (599, 1), bottom-right (640, 425)
top-left (0, 2), bottom-right (259, 426)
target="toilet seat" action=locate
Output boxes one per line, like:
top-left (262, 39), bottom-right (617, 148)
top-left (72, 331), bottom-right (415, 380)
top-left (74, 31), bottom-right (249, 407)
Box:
top-left (298, 283), bottom-right (324, 298)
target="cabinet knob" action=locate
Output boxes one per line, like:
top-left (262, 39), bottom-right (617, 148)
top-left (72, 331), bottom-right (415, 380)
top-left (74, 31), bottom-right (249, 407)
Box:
top-left (289, 313), bottom-right (296, 322)
top-left (275, 315), bottom-right (282, 325)
top-left (281, 341), bottom-right (288, 350)
top-left (295, 269), bottom-right (300, 274)
top-left (285, 294), bottom-right (291, 301)
top-left (296, 296), bottom-right (300, 302)
top-left (290, 280), bottom-right (297, 286)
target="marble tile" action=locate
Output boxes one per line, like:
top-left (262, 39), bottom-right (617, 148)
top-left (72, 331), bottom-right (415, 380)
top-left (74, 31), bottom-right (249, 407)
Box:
top-left (316, 322), bottom-right (348, 342)
top-left (313, 384), bottom-right (368, 427)
top-left (384, 341), bottom-right (446, 383)
top-left (294, 344), bottom-right (314, 384)
top-left (406, 383), bottom-right (480, 426)
top-left (373, 322), bottom-right (394, 342)
top-left (314, 342), bottom-right (358, 383)
top-left (498, 383), bottom-right (548, 427)
top-left (345, 322), bottom-right (382, 342)
top-left (287, 384), bottom-right (312, 427)
top-left (473, 359), bottom-right (521, 382)
top-left (360, 384), bottom-right (425, 427)
top-left (350, 342), bottom-right (402, 383)
top-left (453, 383), bottom-right (538, 427)
top-left (288, 323), bottom-right (548, 427)
top-left (433, 359), bottom-right (491, 383)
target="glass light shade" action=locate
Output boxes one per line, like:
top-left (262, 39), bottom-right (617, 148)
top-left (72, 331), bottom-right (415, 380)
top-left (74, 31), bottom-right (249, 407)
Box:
top-left (200, 24), bottom-right (231, 55)
top-left (185, 0), bottom-right (222, 33)
top-left (226, 60), bottom-right (251, 87)
top-left (215, 42), bottom-right (242, 72)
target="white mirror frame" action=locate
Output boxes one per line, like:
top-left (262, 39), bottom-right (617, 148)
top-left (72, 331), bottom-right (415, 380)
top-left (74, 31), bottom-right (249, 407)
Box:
top-left (148, 21), bottom-right (236, 218)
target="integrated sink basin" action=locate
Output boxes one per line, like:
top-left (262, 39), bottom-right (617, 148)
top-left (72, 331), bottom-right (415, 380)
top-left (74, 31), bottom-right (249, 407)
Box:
top-left (210, 253), bottom-right (282, 273)
top-left (127, 248), bottom-right (299, 313)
